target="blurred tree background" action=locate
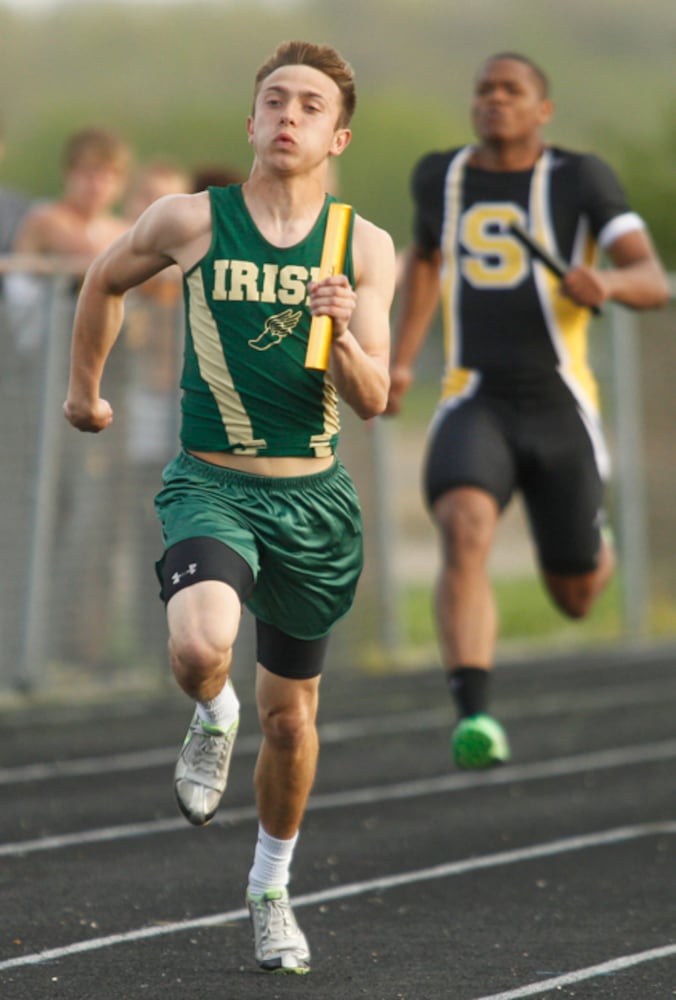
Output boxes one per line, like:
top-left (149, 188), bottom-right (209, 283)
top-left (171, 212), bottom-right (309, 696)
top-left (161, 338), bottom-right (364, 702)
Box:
top-left (0, 0), bottom-right (674, 262)
top-left (0, 0), bottom-right (673, 679)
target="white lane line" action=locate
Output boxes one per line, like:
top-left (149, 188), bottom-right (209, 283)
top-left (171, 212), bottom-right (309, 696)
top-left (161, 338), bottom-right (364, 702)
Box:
top-left (1, 739), bottom-right (676, 858)
top-left (0, 747), bottom-right (177, 783)
top-left (1, 679), bottom-right (674, 786)
top-left (0, 821), bottom-right (673, 973)
top-left (470, 942), bottom-right (676, 999)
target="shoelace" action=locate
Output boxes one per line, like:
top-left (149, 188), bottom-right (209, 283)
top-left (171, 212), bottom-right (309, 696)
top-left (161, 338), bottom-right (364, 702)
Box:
top-left (254, 897), bottom-right (299, 946)
top-left (189, 725), bottom-right (233, 771)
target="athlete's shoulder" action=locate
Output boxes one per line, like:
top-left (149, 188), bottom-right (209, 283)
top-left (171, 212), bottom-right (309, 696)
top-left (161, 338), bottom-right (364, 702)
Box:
top-left (352, 212), bottom-right (396, 281)
top-left (205, 182), bottom-right (244, 226)
top-left (353, 211), bottom-right (393, 247)
top-left (412, 147), bottom-right (464, 187)
top-left (208, 182), bottom-right (242, 205)
top-left (548, 146), bottom-right (632, 234)
top-left (549, 145), bottom-right (624, 188)
top-left (131, 190), bottom-right (211, 265)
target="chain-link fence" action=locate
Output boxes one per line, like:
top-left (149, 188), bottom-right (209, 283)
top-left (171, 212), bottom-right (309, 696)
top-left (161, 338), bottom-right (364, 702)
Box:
top-left (0, 262), bottom-right (674, 698)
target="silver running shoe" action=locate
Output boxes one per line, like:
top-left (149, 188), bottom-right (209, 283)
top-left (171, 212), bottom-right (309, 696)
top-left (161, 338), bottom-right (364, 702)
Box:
top-left (174, 713), bottom-right (238, 826)
top-left (246, 888), bottom-right (311, 974)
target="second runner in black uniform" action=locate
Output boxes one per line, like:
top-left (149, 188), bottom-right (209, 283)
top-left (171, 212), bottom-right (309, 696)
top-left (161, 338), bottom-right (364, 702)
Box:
top-left (387, 52), bottom-right (668, 770)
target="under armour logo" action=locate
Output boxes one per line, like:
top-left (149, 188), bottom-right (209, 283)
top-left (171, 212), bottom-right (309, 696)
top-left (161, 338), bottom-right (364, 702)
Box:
top-left (171, 563), bottom-right (197, 586)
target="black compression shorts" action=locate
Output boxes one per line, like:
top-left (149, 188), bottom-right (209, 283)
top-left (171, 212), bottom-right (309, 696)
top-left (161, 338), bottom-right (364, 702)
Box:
top-left (423, 372), bottom-right (608, 575)
top-left (157, 536), bottom-right (329, 679)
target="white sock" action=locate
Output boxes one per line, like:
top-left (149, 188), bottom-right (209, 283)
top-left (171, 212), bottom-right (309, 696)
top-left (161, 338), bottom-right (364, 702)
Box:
top-left (196, 678), bottom-right (240, 732)
top-left (248, 823), bottom-right (299, 896)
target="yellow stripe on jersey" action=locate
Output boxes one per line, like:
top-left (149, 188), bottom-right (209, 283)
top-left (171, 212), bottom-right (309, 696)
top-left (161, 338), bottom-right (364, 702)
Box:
top-left (186, 269), bottom-right (267, 454)
top-left (309, 377), bottom-right (341, 457)
top-left (529, 152), bottom-right (600, 415)
top-left (440, 365), bottom-right (475, 400)
top-left (440, 146), bottom-right (473, 399)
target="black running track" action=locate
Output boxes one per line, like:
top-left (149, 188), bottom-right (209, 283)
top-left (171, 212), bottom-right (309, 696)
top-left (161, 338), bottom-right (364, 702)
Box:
top-left (1, 643), bottom-right (675, 1000)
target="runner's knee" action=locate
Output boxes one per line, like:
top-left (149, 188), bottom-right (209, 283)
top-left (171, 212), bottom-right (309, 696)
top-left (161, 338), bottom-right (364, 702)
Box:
top-left (433, 488), bottom-right (499, 565)
top-left (544, 540), bottom-right (615, 619)
top-left (169, 623), bottom-right (235, 696)
top-left (258, 699), bottom-right (316, 752)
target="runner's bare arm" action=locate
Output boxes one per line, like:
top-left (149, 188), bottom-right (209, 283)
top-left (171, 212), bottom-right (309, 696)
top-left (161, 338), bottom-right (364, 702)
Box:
top-left (386, 245), bottom-right (442, 415)
top-left (64, 193), bottom-right (210, 432)
top-left (312, 215), bottom-right (394, 420)
top-left (561, 228), bottom-right (669, 311)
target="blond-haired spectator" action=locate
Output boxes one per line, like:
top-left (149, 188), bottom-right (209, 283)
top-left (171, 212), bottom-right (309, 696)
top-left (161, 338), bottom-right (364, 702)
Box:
top-left (13, 125), bottom-right (131, 258)
top-left (7, 126), bottom-right (132, 353)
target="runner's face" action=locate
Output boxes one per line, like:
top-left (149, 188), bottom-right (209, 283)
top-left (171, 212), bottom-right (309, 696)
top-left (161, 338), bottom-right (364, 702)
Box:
top-left (471, 59), bottom-right (551, 146)
top-left (247, 64), bottom-right (350, 173)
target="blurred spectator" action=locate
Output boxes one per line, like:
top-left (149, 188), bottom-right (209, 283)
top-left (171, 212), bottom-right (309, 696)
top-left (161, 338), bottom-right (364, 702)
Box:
top-left (0, 117), bottom-right (30, 676)
top-left (0, 116), bottom-right (29, 255)
top-left (13, 125), bottom-right (130, 257)
top-left (126, 157), bottom-right (191, 224)
top-left (191, 162), bottom-right (244, 192)
top-left (7, 125), bottom-right (132, 353)
top-left (3, 127), bottom-right (132, 670)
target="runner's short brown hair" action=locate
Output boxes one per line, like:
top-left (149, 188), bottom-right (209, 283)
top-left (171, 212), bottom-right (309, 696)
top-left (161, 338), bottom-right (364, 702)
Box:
top-left (253, 40), bottom-right (356, 128)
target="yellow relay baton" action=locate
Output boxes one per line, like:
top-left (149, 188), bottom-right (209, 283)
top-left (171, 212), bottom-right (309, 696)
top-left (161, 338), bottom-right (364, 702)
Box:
top-left (304, 202), bottom-right (353, 371)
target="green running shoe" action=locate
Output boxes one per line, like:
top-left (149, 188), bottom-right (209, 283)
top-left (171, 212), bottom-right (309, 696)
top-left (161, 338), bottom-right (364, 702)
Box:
top-left (451, 713), bottom-right (510, 769)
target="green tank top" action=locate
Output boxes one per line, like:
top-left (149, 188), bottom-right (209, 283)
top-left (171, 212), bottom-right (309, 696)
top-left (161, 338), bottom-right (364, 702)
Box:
top-left (180, 185), bottom-right (355, 457)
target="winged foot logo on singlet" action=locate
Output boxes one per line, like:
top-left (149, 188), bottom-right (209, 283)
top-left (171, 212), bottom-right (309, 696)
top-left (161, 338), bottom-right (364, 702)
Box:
top-left (248, 308), bottom-right (303, 351)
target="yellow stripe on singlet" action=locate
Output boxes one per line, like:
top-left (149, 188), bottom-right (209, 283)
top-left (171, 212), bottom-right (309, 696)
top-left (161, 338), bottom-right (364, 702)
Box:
top-left (439, 146), bottom-right (473, 402)
top-left (186, 269), bottom-right (266, 454)
top-left (529, 151), bottom-right (600, 415)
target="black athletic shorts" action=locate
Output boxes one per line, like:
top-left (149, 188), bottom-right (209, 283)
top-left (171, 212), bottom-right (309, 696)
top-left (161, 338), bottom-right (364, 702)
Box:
top-left (157, 535), bottom-right (331, 680)
top-left (423, 371), bottom-right (609, 575)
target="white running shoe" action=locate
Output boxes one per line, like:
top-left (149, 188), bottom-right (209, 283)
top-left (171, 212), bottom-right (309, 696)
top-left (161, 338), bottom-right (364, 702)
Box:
top-left (174, 713), bottom-right (238, 825)
top-left (246, 887), bottom-right (311, 974)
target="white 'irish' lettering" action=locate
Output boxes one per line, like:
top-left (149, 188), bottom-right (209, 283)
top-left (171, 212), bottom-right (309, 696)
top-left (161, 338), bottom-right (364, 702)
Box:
top-left (211, 260), bottom-right (323, 303)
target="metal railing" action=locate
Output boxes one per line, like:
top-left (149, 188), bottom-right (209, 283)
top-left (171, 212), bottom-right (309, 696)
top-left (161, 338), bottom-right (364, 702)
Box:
top-left (0, 257), bottom-right (674, 695)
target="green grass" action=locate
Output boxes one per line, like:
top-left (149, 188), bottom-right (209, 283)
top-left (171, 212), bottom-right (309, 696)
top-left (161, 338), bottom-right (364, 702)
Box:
top-left (399, 571), bottom-right (676, 662)
top-left (402, 573), bottom-right (620, 650)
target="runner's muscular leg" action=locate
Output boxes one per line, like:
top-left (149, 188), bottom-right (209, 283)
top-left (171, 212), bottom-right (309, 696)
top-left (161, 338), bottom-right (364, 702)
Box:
top-left (253, 664), bottom-right (321, 840)
top-left (543, 538), bottom-right (615, 619)
top-left (431, 486), bottom-right (500, 669)
top-left (166, 580), bottom-right (242, 701)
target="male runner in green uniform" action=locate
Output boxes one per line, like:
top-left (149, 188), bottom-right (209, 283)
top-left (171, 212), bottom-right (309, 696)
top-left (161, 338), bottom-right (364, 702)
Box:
top-left (387, 53), bottom-right (668, 770)
top-left (64, 40), bottom-right (395, 974)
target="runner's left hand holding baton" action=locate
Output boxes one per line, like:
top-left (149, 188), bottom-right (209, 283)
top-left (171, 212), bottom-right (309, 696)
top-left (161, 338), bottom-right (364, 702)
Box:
top-left (305, 203), bottom-right (353, 371)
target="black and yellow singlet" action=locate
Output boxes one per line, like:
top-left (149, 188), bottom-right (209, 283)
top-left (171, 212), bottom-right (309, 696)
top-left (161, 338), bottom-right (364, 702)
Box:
top-left (411, 145), bottom-right (644, 416)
